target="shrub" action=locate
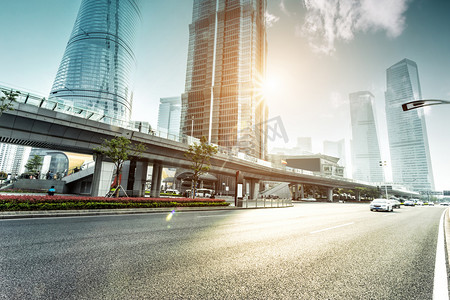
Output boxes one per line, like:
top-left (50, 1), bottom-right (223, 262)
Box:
top-left (0, 195), bottom-right (230, 211)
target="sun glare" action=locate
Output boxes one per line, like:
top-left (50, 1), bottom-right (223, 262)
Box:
top-left (253, 74), bottom-right (281, 102)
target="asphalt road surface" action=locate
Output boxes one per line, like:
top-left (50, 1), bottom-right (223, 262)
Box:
top-left (1, 203), bottom-right (447, 299)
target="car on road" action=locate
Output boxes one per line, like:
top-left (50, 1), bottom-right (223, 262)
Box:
top-left (164, 189), bottom-right (180, 195)
top-left (416, 201), bottom-right (424, 206)
top-left (390, 199), bottom-right (401, 209)
top-left (428, 202), bottom-right (434, 206)
top-left (370, 199), bottom-right (393, 212)
top-left (404, 200), bottom-right (415, 206)
top-left (301, 198), bottom-right (317, 201)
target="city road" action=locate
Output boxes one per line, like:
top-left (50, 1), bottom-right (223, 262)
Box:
top-left (0, 203), bottom-right (447, 299)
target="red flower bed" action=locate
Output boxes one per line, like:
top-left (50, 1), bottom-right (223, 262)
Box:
top-left (0, 195), bottom-right (227, 204)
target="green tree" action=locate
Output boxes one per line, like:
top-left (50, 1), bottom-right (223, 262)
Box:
top-left (0, 171), bottom-right (7, 184)
top-left (0, 89), bottom-right (20, 116)
top-left (25, 155), bottom-right (43, 176)
top-left (94, 136), bottom-right (146, 197)
top-left (184, 136), bottom-right (218, 199)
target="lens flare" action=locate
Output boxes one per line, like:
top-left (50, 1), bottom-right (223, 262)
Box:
top-left (166, 210), bottom-right (175, 221)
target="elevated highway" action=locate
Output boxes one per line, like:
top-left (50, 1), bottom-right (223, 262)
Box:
top-left (0, 87), bottom-right (416, 198)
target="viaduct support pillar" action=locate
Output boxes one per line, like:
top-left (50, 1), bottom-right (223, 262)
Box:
top-left (249, 179), bottom-right (260, 200)
top-left (327, 187), bottom-right (334, 202)
top-left (91, 153), bottom-right (115, 197)
top-left (133, 161), bottom-right (148, 197)
top-left (355, 190), bottom-right (361, 201)
top-left (292, 184), bottom-right (299, 200)
top-left (150, 163), bottom-right (163, 198)
top-left (300, 184), bottom-right (305, 199)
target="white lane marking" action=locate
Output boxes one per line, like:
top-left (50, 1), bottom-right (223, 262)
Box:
top-left (433, 208), bottom-right (449, 300)
top-left (197, 215), bottom-right (229, 218)
top-left (310, 222), bottom-right (354, 234)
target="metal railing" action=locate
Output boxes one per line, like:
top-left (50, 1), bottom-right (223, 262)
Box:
top-left (237, 197), bottom-right (292, 208)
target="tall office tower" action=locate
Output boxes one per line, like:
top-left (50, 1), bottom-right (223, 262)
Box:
top-left (0, 144), bottom-right (30, 176)
top-left (180, 0), bottom-right (268, 159)
top-left (323, 139), bottom-right (347, 177)
top-left (49, 0), bottom-right (141, 126)
top-left (349, 91), bottom-right (383, 183)
top-left (158, 97), bottom-right (181, 138)
top-left (385, 59), bottom-right (434, 191)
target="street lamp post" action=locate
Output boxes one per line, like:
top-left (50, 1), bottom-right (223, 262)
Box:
top-left (379, 160), bottom-right (389, 199)
top-left (402, 99), bottom-right (450, 111)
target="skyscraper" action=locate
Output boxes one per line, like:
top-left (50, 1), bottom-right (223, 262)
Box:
top-left (323, 139), bottom-right (347, 177)
top-left (158, 97), bottom-right (181, 138)
top-left (349, 91), bottom-right (383, 183)
top-left (0, 144), bottom-right (30, 176)
top-left (385, 59), bottom-right (434, 191)
top-left (49, 0), bottom-right (141, 126)
top-left (180, 0), bottom-right (268, 159)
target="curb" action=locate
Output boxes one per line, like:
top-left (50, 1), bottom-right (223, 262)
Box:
top-left (0, 204), bottom-right (295, 220)
top-left (0, 206), bottom-right (240, 220)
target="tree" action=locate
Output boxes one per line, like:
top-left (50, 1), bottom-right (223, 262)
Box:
top-left (0, 171), bottom-right (7, 185)
top-left (184, 136), bottom-right (218, 199)
top-left (94, 136), bottom-right (146, 197)
top-left (25, 155), bottom-right (43, 177)
top-left (0, 89), bottom-right (20, 116)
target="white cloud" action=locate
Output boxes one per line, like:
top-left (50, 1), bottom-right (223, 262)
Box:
top-left (279, 0), bottom-right (290, 16)
top-left (300, 0), bottom-right (410, 55)
top-left (265, 12), bottom-right (280, 28)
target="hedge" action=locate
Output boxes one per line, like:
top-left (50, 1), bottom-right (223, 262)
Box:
top-left (0, 195), bottom-right (230, 211)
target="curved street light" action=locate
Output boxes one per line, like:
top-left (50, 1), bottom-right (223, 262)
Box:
top-left (402, 99), bottom-right (450, 111)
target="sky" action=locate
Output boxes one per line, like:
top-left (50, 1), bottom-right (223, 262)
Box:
top-left (0, 0), bottom-right (449, 191)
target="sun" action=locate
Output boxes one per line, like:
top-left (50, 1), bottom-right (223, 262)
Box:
top-left (253, 74), bottom-right (280, 101)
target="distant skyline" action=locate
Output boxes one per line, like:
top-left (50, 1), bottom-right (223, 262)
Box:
top-left (0, 0), bottom-right (449, 190)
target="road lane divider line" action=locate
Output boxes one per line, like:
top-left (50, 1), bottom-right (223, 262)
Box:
top-left (433, 208), bottom-right (449, 300)
top-left (310, 222), bottom-right (354, 234)
top-left (197, 215), bottom-right (229, 218)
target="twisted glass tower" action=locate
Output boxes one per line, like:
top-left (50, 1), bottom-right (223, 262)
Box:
top-left (181, 0), bottom-right (269, 159)
top-left (385, 59), bottom-right (434, 191)
top-left (49, 0), bottom-right (141, 125)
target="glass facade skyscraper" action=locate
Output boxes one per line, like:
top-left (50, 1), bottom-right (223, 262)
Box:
top-left (158, 97), bottom-right (181, 138)
top-left (181, 0), bottom-right (268, 159)
top-left (385, 59), bottom-right (434, 191)
top-left (349, 91), bottom-right (383, 183)
top-left (49, 0), bottom-right (141, 125)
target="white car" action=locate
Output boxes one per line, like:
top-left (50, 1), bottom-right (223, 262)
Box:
top-left (164, 189), bottom-right (180, 195)
top-left (390, 199), bottom-right (401, 209)
top-left (404, 200), bottom-right (415, 206)
top-left (370, 199), bottom-right (393, 212)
